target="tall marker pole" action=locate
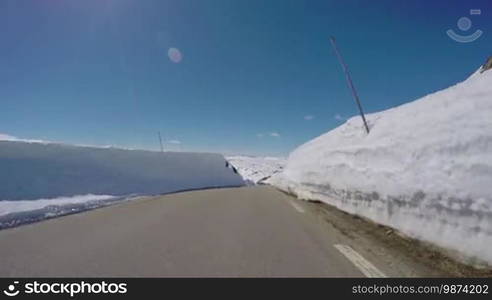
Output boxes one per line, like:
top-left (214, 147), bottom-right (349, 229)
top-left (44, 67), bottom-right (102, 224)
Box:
top-left (158, 131), bottom-right (164, 153)
top-left (329, 36), bottom-right (370, 134)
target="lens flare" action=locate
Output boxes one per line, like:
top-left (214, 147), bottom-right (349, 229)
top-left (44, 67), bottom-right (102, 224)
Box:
top-left (168, 48), bottom-right (182, 63)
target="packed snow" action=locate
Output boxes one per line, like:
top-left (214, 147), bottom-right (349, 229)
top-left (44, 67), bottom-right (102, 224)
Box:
top-left (270, 66), bottom-right (492, 265)
top-left (0, 194), bottom-right (116, 217)
top-left (226, 156), bottom-right (285, 185)
top-left (0, 133), bottom-right (46, 144)
top-left (0, 141), bottom-right (244, 201)
top-left (0, 140), bottom-right (244, 227)
top-left (0, 194), bottom-right (131, 229)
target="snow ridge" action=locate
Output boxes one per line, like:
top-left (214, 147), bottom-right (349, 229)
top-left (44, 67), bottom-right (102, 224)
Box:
top-left (270, 67), bottom-right (492, 265)
top-left (226, 156), bottom-right (285, 185)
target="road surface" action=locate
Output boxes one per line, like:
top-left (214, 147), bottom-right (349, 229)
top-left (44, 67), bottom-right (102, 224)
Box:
top-left (0, 186), bottom-right (440, 277)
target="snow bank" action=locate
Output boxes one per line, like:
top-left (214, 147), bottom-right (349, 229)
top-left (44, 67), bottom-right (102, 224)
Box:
top-left (270, 67), bottom-right (492, 265)
top-left (0, 194), bottom-right (128, 229)
top-left (226, 156), bottom-right (285, 185)
top-left (0, 194), bottom-right (117, 217)
top-left (0, 133), bottom-right (47, 144)
top-left (0, 141), bottom-right (244, 201)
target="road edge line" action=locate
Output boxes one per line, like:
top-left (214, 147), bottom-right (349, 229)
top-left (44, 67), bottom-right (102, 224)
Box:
top-left (334, 244), bottom-right (387, 278)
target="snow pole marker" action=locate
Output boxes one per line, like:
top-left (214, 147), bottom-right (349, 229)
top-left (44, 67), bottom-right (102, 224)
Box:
top-left (329, 36), bottom-right (370, 134)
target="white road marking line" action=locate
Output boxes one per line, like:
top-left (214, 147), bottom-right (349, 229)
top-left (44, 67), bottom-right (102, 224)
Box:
top-left (288, 200), bottom-right (305, 213)
top-left (334, 244), bottom-right (387, 278)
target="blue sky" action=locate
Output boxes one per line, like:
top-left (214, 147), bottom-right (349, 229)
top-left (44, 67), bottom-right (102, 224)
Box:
top-left (1, 0), bottom-right (491, 156)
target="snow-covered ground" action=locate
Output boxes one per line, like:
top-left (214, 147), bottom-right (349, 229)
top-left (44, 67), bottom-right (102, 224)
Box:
top-left (0, 194), bottom-right (116, 217)
top-left (226, 156), bottom-right (285, 185)
top-left (0, 194), bottom-right (132, 229)
top-left (270, 66), bottom-right (492, 265)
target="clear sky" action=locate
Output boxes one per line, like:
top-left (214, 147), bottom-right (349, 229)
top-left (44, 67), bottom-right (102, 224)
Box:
top-left (1, 0), bottom-right (491, 156)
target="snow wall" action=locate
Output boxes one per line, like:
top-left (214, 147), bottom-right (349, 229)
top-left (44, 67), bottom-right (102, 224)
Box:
top-left (0, 141), bottom-right (244, 200)
top-left (270, 67), bottom-right (492, 265)
top-left (226, 156), bottom-right (285, 185)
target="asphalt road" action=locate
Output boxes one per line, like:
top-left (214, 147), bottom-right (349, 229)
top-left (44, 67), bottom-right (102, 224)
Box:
top-left (0, 186), bottom-right (426, 277)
